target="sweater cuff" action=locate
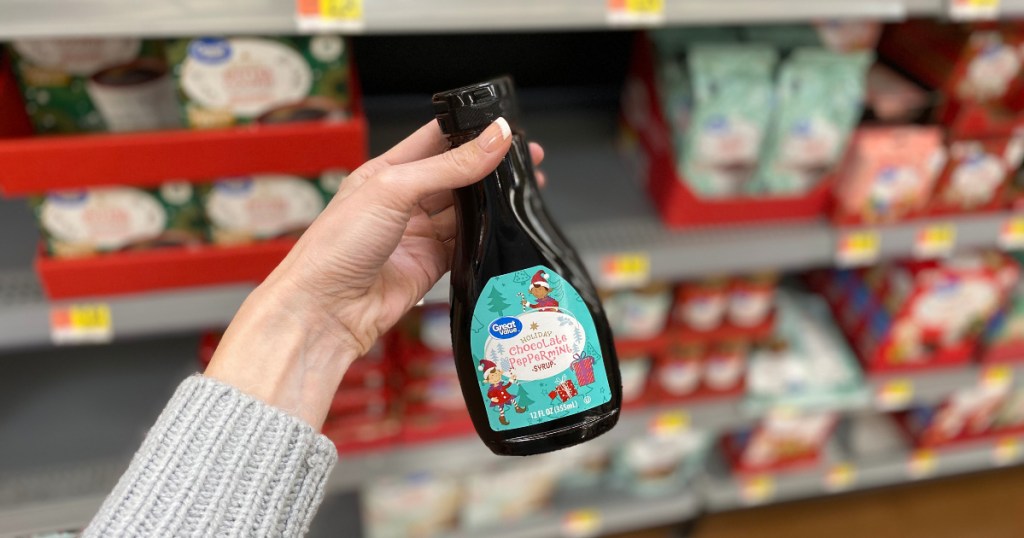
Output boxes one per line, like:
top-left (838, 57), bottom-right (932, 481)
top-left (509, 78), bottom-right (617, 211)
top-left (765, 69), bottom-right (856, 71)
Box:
top-left (85, 374), bottom-right (337, 538)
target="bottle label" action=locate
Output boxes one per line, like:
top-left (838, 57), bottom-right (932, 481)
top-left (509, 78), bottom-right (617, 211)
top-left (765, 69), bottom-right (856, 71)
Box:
top-left (471, 265), bottom-right (613, 431)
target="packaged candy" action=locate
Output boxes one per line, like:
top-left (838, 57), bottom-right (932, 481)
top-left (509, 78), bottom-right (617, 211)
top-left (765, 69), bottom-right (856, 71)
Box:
top-left (612, 429), bottom-right (708, 496)
top-left (753, 49), bottom-right (871, 195)
top-left (9, 38), bottom-right (181, 133)
top-left (600, 283), bottom-right (672, 340)
top-left (200, 171), bottom-right (344, 244)
top-left (681, 45), bottom-right (778, 197)
top-left (32, 183), bottom-right (204, 258)
top-left (833, 126), bottom-right (945, 223)
top-left (618, 355), bottom-right (652, 404)
top-left (704, 340), bottom-right (747, 390)
top-left (363, 473), bottom-right (461, 538)
top-left (930, 135), bottom-right (1024, 212)
top-left (726, 411), bottom-right (836, 472)
top-left (675, 277), bottom-right (729, 331)
top-left (461, 458), bottom-right (560, 528)
top-left (728, 273), bottom-right (778, 327)
top-left (654, 343), bottom-right (702, 397)
top-left (168, 36), bottom-right (350, 128)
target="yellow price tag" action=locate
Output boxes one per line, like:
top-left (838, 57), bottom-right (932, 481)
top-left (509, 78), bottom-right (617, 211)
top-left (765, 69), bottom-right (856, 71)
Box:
top-left (823, 462), bottom-right (857, 492)
top-left (50, 303), bottom-right (114, 345)
top-left (600, 252), bottom-right (651, 288)
top-left (981, 365), bottom-right (1014, 390)
top-left (993, 437), bottom-right (1021, 466)
top-left (908, 449), bottom-right (937, 478)
top-left (999, 216), bottom-right (1024, 250)
top-left (562, 509), bottom-right (602, 538)
top-left (950, 0), bottom-right (1001, 20)
top-left (296, 0), bottom-right (364, 31)
top-left (650, 411), bottom-right (689, 436)
top-left (914, 223), bottom-right (956, 259)
top-left (740, 475), bottom-right (775, 504)
top-left (836, 229), bottom-right (880, 267)
top-left (607, 0), bottom-right (665, 25)
top-left (876, 379), bottom-right (914, 410)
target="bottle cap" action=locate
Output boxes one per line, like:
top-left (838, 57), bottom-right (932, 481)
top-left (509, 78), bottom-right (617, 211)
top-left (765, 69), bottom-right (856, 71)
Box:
top-left (433, 76), bottom-right (517, 136)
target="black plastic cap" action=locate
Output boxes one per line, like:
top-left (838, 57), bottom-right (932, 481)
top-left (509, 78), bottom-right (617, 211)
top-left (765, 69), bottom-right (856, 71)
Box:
top-left (433, 76), bottom-right (517, 136)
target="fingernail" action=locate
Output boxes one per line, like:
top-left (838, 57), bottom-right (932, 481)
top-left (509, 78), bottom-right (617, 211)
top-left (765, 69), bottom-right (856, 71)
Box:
top-left (477, 117), bottom-right (511, 152)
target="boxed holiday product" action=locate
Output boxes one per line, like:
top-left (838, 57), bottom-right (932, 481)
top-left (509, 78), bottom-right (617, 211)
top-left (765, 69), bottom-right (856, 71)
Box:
top-left (650, 338), bottom-right (748, 402)
top-left (199, 171), bottom-right (344, 245)
top-left (982, 254), bottom-right (1024, 362)
top-left (897, 384), bottom-right (1012, 448)
top-left (623, 32), bottom-right (850, 228)
top-left (651, 342), bottom-right (703, 398)
top-left (553, 442), bottom-right (613, 490)
top-left (878, 21), bottom-right (1024, 138)
top-left (618, 354), bottom-right (653, 405)
top-left (674, 275), bottom-right (778, 334)
top-left (750, 49), bottom-right (872, 195)
top-left (928, 134), bottom-right (1024, 214)
top-left (363, 473), bottom-right (462, 538)
top-left (722, 410), bottom-right (837, 474)
top-left (831, 126), bottom-right (946, 224)
top-left (610, 428), bottom-right (710, 496)
top-left (167, 36), bottom-right (351, 128)
top-left (825, 253), bottom-right (1019, 372)
top-left (745, 290), bottom-right (867, 413)
top-left (8, 38), bottom-right (182, 133)
top-left (31, 183), bottom-right (205, 258)
top-left (461, 457), bottom-right (561, 529)
top-left (600, 282), bottom-right (672, 340)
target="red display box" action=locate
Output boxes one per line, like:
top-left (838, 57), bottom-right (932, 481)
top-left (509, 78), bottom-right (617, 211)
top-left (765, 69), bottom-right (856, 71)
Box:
top-left (35, 238), bottom-right (297, 299)
top-left (894, 410), bottom-right (1024, 450)
top-left (622, 34), bottom-right (835, 229)
top-left (0, 61), bottom-right (367, 194)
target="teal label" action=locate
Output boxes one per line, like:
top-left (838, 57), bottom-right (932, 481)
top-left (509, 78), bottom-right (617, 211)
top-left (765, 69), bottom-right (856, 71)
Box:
top-left (471, 265), bottom-right (612, 431)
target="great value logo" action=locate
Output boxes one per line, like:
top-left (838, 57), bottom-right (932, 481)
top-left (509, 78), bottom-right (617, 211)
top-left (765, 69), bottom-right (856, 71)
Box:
top-left (188, 38), bottom-right (232, 64)
top-left (488, 317), bottom-right (522, 339)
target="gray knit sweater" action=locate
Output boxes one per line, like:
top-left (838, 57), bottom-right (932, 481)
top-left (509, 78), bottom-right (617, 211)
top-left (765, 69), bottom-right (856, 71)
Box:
top-left (84, 375), bottom-right (337, 537)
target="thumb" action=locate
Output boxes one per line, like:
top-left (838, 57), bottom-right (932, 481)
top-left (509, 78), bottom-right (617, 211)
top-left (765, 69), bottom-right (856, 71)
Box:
top-left (376, 117), bottom-right (512, 208)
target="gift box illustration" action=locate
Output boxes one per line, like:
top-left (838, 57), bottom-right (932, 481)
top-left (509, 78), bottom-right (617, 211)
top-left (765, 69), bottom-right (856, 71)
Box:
top-left (570, 353), bottom-right (596, 386)
top-left (549, 376), bottom-right (579, 402)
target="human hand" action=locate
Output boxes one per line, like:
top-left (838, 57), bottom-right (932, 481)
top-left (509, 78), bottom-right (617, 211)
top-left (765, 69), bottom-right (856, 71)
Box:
top-left (206, 117), bottom-right (546, 427)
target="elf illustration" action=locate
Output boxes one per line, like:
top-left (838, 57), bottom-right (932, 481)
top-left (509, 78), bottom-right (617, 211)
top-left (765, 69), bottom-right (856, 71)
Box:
top-left (521, 270), bottom-right (560, 312)
top-left (479, 358), bottom-right (526, 425)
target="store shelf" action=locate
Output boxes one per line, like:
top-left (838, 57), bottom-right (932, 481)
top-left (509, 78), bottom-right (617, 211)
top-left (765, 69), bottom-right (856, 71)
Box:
top-left (442, 489), bottom-right (700, 538)
top-left (702, 434), bottom-right (1024, 512)
top-left (0, 0), bottom-right (910, 39)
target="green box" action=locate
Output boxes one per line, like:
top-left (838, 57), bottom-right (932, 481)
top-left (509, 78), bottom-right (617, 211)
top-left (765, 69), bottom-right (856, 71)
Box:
top-left (32, 183), bottom-right (206, 258)
top-left (8, 39), bottom-right (181, 134)
top-left (167, 36), bottom-right (351, 128)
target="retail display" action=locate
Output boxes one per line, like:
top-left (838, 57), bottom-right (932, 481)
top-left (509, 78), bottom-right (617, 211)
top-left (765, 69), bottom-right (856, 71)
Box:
top-left (8, 38), bottom-right (180, 133)
top-left (167, 36), bottom-right (351, 128)
top-left (897, 383), bottom-right (1024, 448)
top-left (32, 183), bottom-right (204, 257)
top-left (722, 410), bottom-right (838, 474)
top-left (437, 78), bottom-right (621, 456)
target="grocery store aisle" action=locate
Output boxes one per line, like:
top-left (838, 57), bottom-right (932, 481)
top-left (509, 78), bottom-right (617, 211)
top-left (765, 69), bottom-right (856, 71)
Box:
top-left (688, 466), bottom-right (1024, 538)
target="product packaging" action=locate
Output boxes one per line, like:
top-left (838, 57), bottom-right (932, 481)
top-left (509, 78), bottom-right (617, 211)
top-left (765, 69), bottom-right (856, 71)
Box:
top-left (675, 278), bottom-right (729, 331)
top-left (722, 411), bottom-right (837, 474)
top-left (32, 183), bottom-right (205, 258)
top-left (199, 171), bottom-right (344, 244)
top-left (9, 38), bottom-right (182, 133)
top-left (652, 343), bottom-right (703, 398)
top-left (618, 355), bottom-right (653, 405)
top-left (929, 134), bottom-right (1024, 213)
top-left (727, 273), bottom-right (778, 327)
top-left (832, 126), bottom-right (946, 224)
top-left (168, 36), bottom-right (351, 128)
top-left (611, 429), bottom-right (709, 496)
top-left (363, 473), bottom-right (462, 538)
top-left (461, 458), bottom-right (561, 528)
top-left (600, 283), bottom-right (672, 340)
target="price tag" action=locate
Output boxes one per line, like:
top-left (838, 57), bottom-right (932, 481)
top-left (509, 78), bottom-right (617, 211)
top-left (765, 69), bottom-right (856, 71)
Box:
top-left (296, 0), bottom-right (365, 31)
top-left (836, 229), bottom-right (880, 267)
top-left (908, 449), bottom-right (937, 478)
top-left (600, 252), bottom-right (650, 288)
top-left (993, 437), bottom-right (1021, 466)
top-left (823, 462), bottom-right (857, 492)
top-left (740, 475), bottom-right (775, 505)
top-left (981, 365), bottom-right (1014, 391)
top-left (50, 303), bottom-right (113, 345)
top-left (914, 223), bottom-right (956, 259)
top-left (949, 0), bottom-right (1000, 20)
top-left (607, 0), bottom-right (666, 26)
top-left (650, 411), bottom-right (689, 436)
top-left (1000, 216), bottom-right (1024, 250)
top-left (562, 509), bottom-right (601, 538)
top-left (876, 379), bottom-right (914, 410)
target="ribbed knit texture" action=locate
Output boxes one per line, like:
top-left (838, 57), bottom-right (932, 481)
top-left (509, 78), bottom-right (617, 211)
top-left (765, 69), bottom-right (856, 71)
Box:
top-left (84, 375), bottom-right (337, 537)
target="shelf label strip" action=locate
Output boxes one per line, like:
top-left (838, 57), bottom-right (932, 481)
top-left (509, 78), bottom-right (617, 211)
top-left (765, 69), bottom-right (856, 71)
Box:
top-left (296, 0), bottom-right (365, 32)
top-left (50, 303), bottom-right (114, 345)
top-left (607, 0), bottom-right (665, 26)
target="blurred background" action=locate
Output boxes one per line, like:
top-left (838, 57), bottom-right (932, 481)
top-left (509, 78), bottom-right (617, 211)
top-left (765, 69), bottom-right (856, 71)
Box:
top-left (3, 1), bottom-right (1024, 537)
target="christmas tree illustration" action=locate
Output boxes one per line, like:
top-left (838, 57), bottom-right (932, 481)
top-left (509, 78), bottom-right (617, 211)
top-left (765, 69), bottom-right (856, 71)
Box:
top-left (487, 286), bottom-right (511, 316)
top-left (516, 386), bottom-right (535, 409)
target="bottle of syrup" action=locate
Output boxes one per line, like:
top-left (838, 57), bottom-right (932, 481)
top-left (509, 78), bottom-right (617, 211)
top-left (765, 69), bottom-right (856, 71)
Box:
top-left (434, 78), bottom-right (622, 456)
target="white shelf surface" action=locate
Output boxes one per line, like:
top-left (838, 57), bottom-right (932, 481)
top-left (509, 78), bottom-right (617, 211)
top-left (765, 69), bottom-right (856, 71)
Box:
top-left (0, 0), bottom-right (912, 39)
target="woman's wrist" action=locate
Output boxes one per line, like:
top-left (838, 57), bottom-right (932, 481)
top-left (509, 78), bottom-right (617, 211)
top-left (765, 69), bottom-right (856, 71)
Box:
top-left (204, 281), bottom-right (359, 428)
